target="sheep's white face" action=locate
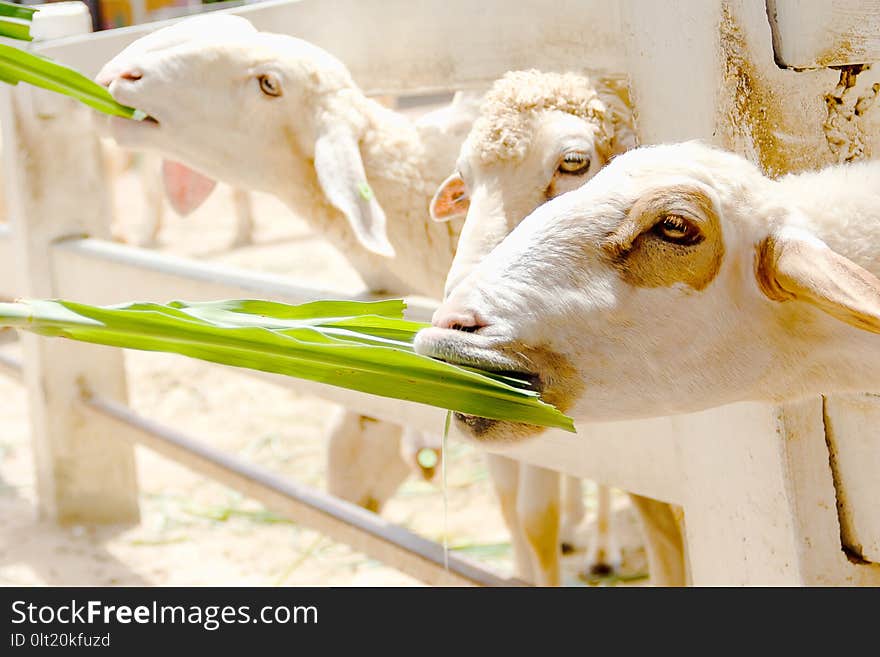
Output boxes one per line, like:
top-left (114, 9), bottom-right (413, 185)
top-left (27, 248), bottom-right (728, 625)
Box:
top-left (416, 142), bottom-right (880, 442)
top-left (98, 16), bottom-right (299, 193)
top-left (98, 15), bottom-right (396, 256)
top-left (432, 111), bottom-right (607, 297)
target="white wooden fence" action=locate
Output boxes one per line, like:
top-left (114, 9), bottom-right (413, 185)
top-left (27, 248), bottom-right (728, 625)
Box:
top-left (0, 0), bottom-right (878, 586)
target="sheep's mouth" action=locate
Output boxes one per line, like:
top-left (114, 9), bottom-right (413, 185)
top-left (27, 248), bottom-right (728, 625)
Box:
top-left (413, 326), bottom-right (539, 385)
top-left (139, 114), bottom-right (159, 125)
top-left (449, 367), bottom-right (543, 443)
top-left (413, 327), bottom-right (553, 443)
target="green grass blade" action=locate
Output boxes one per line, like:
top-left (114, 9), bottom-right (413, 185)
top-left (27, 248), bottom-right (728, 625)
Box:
top-left (0, 18), bottom-right (32, 41)
top-left (170, 298), bottom-right (408, 320)
top-left (0, 61), bottom-right (20, 85)
top-left (0, 44), bottom-right (140, 119)
top-left (0, 299), bottom-right (575, 431)
top-left (0, 2), bottom-right (37, 21)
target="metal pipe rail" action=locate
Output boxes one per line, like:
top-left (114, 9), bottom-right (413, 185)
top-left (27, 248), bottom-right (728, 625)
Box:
top-left (0, 352), bottom-right (519, 586)
top-left (82, 395), bottom-right (522, 587)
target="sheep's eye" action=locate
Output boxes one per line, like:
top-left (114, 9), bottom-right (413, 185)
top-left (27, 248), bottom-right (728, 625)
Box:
top-left (258, 74), bottom-right (282, 97)
top-left (654, 214), bottom-right (703, 245)
top-left (558, 152), bottom-right (591, 175)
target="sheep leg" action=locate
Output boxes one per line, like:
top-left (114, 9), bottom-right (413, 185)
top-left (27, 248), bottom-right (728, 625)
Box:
top-left (326, 411), bottom-right (409, 513)
top-left (138, 153), bottom-right (165, 247)
top-left (517, 464), bottom-right (561, 587)
top-left (584, 484), bottom-right (622, 575)
top-left (230, 187), bottom-right (255, 247)
top-left (559, 475), bottom-right (585, 553)
top-left (486, 454), bottom-right (534, 584)
top-left (628, 494), bottom-right (686, 586)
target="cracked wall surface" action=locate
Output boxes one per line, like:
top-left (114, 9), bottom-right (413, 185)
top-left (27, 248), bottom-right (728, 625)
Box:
top-left (718, 2), bottom-right (880, 177)
top-left (823, 64), bottom-right (880, 163)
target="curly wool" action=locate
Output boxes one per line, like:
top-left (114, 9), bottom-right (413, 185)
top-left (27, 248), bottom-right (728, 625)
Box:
top-left (470, 70), bottom-right (619, 164)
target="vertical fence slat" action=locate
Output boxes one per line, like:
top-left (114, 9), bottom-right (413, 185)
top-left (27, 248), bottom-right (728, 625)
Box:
top-left (0, 7), bottom-right (139, 524)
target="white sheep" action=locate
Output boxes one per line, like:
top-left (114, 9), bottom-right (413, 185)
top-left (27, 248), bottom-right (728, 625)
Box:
top-left (97, 14), bottom-right (465, 297)
top-left (417, 141), bottom-right (880, 436)
top-left (429, 70), bottom-right (684, 586)
top-left (96, 14), bottom-right (475, 512)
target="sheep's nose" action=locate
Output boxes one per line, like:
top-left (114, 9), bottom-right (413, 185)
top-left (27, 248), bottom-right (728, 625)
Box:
top-left (431, 304), bottom-right (484, 332)
top-left (120, 68), bottom-right (143, 81)
top-left (96, 67), bottom-right (143, 87)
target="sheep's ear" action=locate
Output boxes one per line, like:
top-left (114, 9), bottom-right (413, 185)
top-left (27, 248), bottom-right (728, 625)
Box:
top-left (757, 230), bottom-right (880, 334)
top-left (430, 172), bottom-right (469, 222)
top-left (313, 126), bottom-right (394, 257)
top-left (162, 160), bottom-right (217, 216)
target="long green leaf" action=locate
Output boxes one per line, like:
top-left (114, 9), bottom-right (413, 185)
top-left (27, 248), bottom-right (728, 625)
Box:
top-left (0, 44), bottom-right (142, 119)
top-left (0, 2), bottom-right (37, 21)
top-left (0, 18), bottom-right (32, 41)
top-left (171, 298), bottom-right (408, 321)
top-left (0, 299), bottom-right (575, 432)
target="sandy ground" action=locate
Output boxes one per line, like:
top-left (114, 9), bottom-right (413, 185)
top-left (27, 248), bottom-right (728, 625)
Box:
top-left (0, 157), bottom-right (648, 587)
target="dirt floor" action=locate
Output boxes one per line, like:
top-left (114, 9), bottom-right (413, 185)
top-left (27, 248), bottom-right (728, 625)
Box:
top-left (0, 159), bottom-right (648, 587)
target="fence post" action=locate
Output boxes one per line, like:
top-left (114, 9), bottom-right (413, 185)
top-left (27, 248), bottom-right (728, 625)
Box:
top-left (0, 3), bottom-right (139, 523)
top-left (619, 0), bottom-right (880, 584)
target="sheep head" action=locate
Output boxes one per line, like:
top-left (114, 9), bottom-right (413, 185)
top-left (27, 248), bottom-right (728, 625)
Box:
top-left (96, 14), bottom-right (393, 256)
top-left (416, 142), bottom-right (880, 442)
top-left (431, 71), bottom-right (636, 298)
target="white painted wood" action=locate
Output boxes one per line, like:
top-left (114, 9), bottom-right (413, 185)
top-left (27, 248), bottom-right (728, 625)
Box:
top-left (823, 394), bottom-right (880, 563)
top-left (33, 0), bottom-right (627, 95)
top-left (620, 0), bottom-right (867, 175)
top-left (680, 398), bottom-right (880, 585)
top-left (49, 236), bottom-right (438, 322)
top-left (0, 225), bottom-right (15, 298)
top-left (30, 2), bottom-right (92, 41)
top-left (0, 350), bottom-right (23, 382)
top-left (0, 13), bottom-right (139, 523)
top-left (620, 0), bottom-right (722, 144)
top-left (769, 0), bottom-right (880, 69)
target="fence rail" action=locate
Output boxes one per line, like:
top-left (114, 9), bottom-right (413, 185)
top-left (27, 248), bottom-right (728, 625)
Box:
top-left (32, 0), bottom-right (627, 95)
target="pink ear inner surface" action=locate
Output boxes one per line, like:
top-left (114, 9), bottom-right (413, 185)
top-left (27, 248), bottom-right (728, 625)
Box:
top-left (430, 175), bottom-right (470, 221)
top-left (161, 159), bottom-right (218, 216)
